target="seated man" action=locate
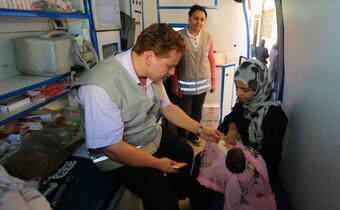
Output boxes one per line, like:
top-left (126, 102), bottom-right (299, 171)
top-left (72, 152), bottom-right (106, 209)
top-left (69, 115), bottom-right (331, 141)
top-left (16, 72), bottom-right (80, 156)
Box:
top-left (198, 140), bottom-right (276, 210)
top-left (72, 23), bottom-right (221, 210)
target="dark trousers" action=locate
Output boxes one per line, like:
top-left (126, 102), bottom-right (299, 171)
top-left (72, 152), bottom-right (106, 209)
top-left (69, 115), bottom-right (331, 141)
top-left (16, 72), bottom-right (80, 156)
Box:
top-left (105, 126), bottom-right (194, 210)
top-left (178, 92), bottom-right (207, 137)
top-left (189, 154), bottom-right (213, 210)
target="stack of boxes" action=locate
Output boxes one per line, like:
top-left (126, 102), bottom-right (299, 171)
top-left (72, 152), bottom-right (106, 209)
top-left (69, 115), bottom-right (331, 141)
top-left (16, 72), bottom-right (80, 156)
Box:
top-left (201, 103), bottom-right (220, 129)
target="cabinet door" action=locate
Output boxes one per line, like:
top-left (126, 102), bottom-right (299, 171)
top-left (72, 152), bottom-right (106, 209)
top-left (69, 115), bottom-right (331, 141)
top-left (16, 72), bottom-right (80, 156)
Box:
top-left (222, 66), bottom-right (236, 118)
top-left (96, 31), bottom-right (120, 61)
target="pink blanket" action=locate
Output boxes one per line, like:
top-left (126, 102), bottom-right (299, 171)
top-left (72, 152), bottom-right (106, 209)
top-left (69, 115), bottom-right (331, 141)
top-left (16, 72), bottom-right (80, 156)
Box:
top-left (197, 141), bottom-right (276, 210)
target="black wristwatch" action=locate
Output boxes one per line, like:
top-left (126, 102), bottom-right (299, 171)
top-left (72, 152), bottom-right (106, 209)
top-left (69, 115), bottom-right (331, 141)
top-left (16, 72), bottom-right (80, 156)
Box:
top-left (196, 125), bottom-right (204, 136)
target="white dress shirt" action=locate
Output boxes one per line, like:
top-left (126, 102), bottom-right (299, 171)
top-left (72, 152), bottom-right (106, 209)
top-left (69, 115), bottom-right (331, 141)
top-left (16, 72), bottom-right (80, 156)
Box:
top-left (78, 49), bottom-right (170, 149)
top-left (186, 28), bottom-right (201, 51)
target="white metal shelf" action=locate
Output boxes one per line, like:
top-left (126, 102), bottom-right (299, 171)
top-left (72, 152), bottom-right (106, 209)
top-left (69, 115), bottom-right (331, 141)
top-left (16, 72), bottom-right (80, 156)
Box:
top-left (0, 1), bottom-right (92, 126)
top-left (0, 74), bottom-right (68, 101)
top-left (0, 8), bottom-right (88, 19)
top-left (0, 89), bottom-right (69, 126)
top-left (0, 73), bottom-right (70, 126)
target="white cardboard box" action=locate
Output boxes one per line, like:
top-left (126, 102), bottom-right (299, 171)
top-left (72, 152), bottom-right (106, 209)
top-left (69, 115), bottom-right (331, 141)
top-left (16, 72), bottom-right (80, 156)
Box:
top-left (201, 119), bottom-right (220, 129)
top-left (0, 96), bottom-right (31, 112)
top-left (202, 103), bottom-right (220, 121)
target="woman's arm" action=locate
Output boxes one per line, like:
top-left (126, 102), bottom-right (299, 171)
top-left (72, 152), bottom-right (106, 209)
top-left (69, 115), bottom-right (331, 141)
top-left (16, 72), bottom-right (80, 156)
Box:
top-left (218, 102), bottom-right (243, 144)
top-left (170, 68), bottom-right (181, 97)
top-left (208, 34), bottom-right (216, 92)
top-left (261, 106), bottom-right (288, 178)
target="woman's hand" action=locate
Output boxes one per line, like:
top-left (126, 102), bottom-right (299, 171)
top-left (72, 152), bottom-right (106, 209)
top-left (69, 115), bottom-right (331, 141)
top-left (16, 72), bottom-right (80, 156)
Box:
top-left (210, 87), bottom-right (216, 93)
top-left (225, 122), bottom-right (240, 145)
top-left (200, 126), bottom-right (223, 142)
top-left (172, 87), bottom-right (183, 98)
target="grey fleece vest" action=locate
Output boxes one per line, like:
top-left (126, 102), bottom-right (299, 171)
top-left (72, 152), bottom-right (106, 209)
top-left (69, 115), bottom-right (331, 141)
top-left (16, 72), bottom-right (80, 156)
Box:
top-left (72, 56), bottom-right (162, 171)
top-left (177, 29), bottom-right (211, 95)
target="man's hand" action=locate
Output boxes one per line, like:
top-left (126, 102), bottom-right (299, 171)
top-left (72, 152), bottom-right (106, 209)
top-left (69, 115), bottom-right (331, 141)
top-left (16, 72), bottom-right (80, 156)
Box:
top-left (155, 157), bottom-right (179, 173)
top-left (200, 126), bottom-right (223, 142)
top-left (103, 142), bottom-right (179, 172)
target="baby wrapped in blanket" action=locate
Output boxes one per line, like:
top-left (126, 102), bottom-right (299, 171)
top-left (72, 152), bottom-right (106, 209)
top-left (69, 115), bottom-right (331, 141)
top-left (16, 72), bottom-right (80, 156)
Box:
top-left (197, 140), bottom-right (276, 210)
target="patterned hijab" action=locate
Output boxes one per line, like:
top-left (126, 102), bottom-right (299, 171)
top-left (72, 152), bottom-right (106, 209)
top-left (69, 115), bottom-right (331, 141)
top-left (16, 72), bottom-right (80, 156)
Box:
top-left (234, 59), bottom-right (281, 149)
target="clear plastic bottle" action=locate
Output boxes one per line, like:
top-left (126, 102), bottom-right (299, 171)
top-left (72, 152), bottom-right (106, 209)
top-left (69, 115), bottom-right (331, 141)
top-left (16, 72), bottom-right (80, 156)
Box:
top-left (81, 20), bottom-right (90, 42)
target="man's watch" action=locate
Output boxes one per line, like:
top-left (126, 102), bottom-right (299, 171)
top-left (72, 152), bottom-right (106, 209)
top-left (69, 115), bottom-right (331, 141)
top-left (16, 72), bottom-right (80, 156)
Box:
top-left (196, 125), bottom-right (204, 136)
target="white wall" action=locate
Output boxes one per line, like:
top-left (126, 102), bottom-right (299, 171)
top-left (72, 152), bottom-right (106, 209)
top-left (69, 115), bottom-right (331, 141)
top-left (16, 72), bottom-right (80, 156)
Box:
top-left (204, 1), bottom-right (247, 61)
top-left (143, 0), bottom-right (157, 28)
top-left (119, 0), bottom-right (130, 14)
top-left (280, 0), bottom-right (340, 209)
top-left (144, 0), bottom-right (247, 62)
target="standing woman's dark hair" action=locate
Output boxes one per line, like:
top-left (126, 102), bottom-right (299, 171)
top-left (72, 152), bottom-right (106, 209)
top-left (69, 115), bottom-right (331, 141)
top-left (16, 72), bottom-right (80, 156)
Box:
top-left (188, 4), bottom-right (207, 17)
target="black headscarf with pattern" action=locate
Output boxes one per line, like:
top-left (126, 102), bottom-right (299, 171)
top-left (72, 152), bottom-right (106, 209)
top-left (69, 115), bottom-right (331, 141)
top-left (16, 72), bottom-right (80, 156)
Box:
top-left (234, 59), bottom-right (281, 149)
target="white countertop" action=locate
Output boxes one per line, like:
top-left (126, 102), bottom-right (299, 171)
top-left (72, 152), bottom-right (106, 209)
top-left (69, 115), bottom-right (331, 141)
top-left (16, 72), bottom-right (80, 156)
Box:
top-left (215, 62), bottom-right (236, 67)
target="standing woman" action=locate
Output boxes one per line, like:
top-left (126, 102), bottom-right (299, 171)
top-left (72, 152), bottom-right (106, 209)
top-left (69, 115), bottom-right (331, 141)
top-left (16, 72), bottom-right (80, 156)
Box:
top-left (173, 4), bottom-right (216, 146)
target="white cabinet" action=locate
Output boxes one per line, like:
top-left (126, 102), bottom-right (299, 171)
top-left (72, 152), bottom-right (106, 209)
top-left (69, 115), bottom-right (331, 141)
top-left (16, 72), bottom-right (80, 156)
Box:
top-left (91, 0), bottom-right (121, 30)
top-left (204, 63), bottom-right (237, 123)
top-left (131, 0), bottom-right (143, 41)
top-left (96, 30), bottom-right (120, 60)
top-left (221, 64), bottom-right (237, 118)
top-left (90, 0), bottom-right (121, 61)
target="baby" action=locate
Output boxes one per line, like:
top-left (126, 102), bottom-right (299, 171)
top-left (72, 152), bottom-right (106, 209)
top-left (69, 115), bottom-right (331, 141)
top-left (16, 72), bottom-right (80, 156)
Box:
top-left (197, 140), bottom-right (277, 210)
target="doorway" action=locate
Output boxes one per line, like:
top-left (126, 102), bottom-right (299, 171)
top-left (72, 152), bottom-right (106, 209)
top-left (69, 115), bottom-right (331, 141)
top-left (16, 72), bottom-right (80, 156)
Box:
top-left (243, 0), bottom-right (284, 100)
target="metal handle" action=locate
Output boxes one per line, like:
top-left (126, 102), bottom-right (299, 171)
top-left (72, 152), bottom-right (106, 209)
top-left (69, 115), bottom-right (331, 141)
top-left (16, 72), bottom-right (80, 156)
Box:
top-left (41, 182), bottom-right (58, 197)
top-left (50, 176), bottom-right (73, 207)
top-left (50, 184), bottom-right (66, 207)
top-left (238, 55), bottom-right (247, 65)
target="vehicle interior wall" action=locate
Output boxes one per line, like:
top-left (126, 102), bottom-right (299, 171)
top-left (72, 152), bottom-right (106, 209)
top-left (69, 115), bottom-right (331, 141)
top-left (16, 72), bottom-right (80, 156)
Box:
top-left (280, 0), bottom-right (340, 209)
top-left (118, 0), bottom-right (130, 14)
top-left (143, 0), bottom-right (247, 65)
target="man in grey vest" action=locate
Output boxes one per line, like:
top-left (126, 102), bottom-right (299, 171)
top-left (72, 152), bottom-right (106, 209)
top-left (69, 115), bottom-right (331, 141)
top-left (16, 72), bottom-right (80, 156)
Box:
top-left (72, 23), bottom-right (221, 210)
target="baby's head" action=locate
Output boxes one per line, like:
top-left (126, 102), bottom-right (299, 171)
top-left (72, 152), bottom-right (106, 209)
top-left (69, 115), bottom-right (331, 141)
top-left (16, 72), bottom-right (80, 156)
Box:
top-left (225, 148), bottom-right (246, 173)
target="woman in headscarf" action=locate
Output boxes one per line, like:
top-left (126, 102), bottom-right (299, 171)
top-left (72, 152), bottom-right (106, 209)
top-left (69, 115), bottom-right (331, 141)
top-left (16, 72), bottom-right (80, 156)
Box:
top-left (189, 59), bottom-right (287, 210)
top-left (218, 58), bottom-right (288, 179)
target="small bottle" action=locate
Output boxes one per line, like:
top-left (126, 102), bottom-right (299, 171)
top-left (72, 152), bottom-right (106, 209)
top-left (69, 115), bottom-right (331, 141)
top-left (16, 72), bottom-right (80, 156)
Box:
top-left (81, 20), bottom-right (90, 42)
